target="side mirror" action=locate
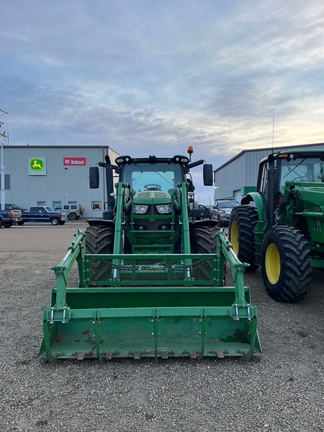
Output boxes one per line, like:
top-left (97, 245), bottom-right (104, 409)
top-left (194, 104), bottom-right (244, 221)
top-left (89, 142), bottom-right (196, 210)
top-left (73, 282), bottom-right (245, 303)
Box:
top-left (89, 167), bottom-right (99, 188)
top-left (203, 164), bottom-right (213, 186)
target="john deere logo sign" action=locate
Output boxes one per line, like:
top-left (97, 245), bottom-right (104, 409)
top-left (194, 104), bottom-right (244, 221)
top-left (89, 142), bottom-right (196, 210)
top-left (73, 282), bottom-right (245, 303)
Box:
top-left (30, 158), bottom-right (44, 171)
top-left (28, 157), bottom-right (47, 175)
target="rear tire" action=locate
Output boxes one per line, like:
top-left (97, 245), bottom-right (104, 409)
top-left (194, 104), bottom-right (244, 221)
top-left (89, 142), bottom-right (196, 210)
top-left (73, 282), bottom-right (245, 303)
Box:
top-left (85, 225), bottom-right (115, 282)
top-left (68, 212), bottom-right (77, 220)
top-left (261, 226), bottom-right (311, 302)
top-left (229, 206), bottom-right (259, 272)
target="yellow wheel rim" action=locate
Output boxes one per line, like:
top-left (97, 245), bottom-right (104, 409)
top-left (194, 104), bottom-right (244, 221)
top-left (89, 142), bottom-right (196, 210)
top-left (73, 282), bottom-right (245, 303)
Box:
top-left (265, 243), bottom-right (281, 284)
top-left (230, 221), bottom-right (239, 255)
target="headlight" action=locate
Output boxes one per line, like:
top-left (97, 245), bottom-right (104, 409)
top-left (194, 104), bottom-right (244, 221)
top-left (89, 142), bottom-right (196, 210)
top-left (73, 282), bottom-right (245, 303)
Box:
top-left (133, 205), bottom-right (149, 214)
top-left (156, 204), bottom-right (172, 214)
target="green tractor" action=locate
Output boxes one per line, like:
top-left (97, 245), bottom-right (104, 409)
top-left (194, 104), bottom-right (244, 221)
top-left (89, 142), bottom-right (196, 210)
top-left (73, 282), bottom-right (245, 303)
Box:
top-left (39, 148), bottom-right (261, 362)
top-left (229, 149), bottom-right (324, 302)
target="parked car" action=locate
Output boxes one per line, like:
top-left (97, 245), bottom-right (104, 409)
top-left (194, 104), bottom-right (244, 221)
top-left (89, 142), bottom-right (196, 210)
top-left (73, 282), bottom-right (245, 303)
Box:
top-left (189, 204), bottom-right (212, 220)
top-left (211, 200), bottom-right (240, 225)
top-left (0, 203), bottom-right (23, 226)
top-left (0, 208), bottom-right (18, 228)
top-left (21, 206), bottom-right (66, 225)
top-left (54, 204), bottom-right (83, 220)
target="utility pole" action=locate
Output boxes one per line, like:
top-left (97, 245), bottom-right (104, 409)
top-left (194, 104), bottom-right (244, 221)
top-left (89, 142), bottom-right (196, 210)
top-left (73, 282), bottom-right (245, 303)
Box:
top-left (0, 108), bottom-right (9, 210)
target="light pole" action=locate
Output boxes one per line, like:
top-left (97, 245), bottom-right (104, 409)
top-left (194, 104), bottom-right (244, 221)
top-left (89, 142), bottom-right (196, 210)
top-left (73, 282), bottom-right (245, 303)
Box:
top-left (0, 109), bottom-right (9, 210)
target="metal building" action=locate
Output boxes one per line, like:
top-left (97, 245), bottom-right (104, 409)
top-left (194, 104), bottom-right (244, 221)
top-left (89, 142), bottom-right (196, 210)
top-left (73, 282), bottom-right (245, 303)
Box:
top-left (0, 145), bottom-right (119, 217)
top-left (214, 142), bottom-right (324, 204)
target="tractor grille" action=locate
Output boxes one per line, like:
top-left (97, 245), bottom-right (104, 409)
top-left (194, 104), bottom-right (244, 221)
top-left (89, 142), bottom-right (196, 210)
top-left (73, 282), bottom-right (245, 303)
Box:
top-left (133, 218), bottom-right (171, 231)
top-left (85, 254), bottom-right (219, 287)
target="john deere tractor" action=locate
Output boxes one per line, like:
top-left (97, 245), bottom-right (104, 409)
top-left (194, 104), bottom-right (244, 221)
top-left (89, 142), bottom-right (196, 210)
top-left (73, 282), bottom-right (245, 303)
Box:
top-left (39, 148), bottom-right (260, 362)
top-left (229, 149), bottom-right (324, 302)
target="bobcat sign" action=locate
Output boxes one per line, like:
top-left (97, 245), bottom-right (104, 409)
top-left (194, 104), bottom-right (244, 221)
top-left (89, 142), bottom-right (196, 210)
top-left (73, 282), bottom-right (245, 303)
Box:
top-left (63, 157), bottom-right (87, 166)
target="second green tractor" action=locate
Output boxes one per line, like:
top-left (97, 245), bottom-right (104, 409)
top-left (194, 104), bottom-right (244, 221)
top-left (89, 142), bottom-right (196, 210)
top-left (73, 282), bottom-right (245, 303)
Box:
top-left (229, 149), bottom-right (324, 302)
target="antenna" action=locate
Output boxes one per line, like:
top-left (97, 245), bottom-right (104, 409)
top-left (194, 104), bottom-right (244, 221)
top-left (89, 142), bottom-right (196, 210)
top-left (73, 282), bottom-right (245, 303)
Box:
top-left (272, 112), bottom-right (275, 154)
top-left (176, 128), bottom-right (184, 154)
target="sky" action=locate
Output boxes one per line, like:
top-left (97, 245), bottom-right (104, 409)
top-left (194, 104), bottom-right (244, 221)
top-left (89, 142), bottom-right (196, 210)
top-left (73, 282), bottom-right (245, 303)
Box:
top-left (1, 0), bottom-right (324, 204)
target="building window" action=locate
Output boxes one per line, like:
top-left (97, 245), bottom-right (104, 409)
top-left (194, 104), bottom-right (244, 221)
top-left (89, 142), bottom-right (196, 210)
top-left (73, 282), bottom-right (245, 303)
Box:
top-left (37, 200), bottom-right (46, 206)
top-left (92, 201), bottom-right (101, 210)
top-left (0, 174), bottom-right (10, 190)
top-left (52, 201), bottom-right (62, 210)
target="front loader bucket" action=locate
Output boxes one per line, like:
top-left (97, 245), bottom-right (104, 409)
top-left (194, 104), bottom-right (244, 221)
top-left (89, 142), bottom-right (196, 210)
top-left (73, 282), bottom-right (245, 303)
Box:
top-left (39, 231), bottom-right (261, 363)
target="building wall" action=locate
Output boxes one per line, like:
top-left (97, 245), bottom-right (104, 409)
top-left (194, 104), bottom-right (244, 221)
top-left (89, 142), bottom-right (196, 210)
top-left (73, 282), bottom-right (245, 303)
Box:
top-left (214, 153), bottom-right (247, 201)
top-left (214, 143), bottom-right (324, 203)
top-left (3, 145), bottom-right (119, 217)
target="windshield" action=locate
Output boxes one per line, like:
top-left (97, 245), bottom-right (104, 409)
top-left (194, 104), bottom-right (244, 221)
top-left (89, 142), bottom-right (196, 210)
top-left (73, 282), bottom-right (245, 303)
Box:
top-left (121, 162), bottom-right (184, 194)
top-left (280, 157), bottom-right (324, 190)
top-left (219, 201), bottom-right (238, 208)
top-left (6, 204), bottom-right (20, 210)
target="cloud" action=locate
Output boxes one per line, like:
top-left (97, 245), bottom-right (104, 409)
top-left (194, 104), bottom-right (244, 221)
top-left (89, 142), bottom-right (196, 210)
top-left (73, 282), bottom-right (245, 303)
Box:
top-left (1, 0), bottom-right (324, 191)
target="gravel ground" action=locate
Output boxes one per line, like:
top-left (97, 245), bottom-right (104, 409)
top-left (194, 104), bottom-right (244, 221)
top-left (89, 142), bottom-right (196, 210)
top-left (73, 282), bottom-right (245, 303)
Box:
top-left (0, 222), bottom-right (323, 432)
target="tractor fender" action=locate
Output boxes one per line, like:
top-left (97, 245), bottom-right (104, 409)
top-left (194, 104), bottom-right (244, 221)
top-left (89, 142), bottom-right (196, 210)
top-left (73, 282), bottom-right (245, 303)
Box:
top-left (87, 219), bottom-right (115, 228)
top-left (189, 219), bottom-right (218, 228)
top-left (241, 192), bottom-right (266, 221)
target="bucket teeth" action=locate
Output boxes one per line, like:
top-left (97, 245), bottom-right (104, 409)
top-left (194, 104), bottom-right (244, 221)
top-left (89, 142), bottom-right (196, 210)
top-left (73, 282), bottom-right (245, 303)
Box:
top-left (189, 351), bottom-right (198, 359)
top-left (76, 352), bottom-right (86, 361)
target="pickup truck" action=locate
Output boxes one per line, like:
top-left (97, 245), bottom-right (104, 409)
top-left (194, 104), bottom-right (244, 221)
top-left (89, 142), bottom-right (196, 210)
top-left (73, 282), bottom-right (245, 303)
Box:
top-left (21, 206), bottom-right (66, 225)
top-left (0, 205), bottom-right (22, 228)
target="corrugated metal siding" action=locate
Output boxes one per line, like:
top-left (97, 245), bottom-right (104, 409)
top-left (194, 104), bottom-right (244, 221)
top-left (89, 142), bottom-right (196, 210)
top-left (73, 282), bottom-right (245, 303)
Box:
top-left (214, 153), bottom-right (246, 199)
top-left (214, 143), bottom-right (324, 201)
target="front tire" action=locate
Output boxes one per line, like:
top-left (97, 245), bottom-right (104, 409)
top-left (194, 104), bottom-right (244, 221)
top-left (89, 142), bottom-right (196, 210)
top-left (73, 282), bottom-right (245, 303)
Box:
top-left (229, 206), bottom-right (259, 272)
top-left (261, 226), bottom-right (311, 302)
top-left (51, 218), bottom-right (59, 226)
top-left (85, 225), bottom-right (115, 282)
top-left (190, 221), bottom-right (222, 282)
top-left (190, 221), bottom-right (218, 253)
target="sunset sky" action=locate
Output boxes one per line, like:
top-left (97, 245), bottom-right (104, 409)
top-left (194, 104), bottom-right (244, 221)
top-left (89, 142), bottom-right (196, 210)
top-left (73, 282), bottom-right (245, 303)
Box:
top-left (1, 0), bottom-right (324, 202)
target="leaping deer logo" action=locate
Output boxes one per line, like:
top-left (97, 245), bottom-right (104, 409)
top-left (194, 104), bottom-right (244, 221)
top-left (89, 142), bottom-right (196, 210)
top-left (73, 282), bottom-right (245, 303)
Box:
top-left (30, 158), bottom-right (44, 171)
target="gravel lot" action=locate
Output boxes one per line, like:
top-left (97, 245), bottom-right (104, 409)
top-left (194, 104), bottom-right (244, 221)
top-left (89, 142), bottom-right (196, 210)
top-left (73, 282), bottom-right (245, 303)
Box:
top-left (1, 222), bottom-right (323, 432)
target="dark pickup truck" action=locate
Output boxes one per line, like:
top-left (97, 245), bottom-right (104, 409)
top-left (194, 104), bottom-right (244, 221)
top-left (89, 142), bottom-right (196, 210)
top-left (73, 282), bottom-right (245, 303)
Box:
top-left (21, 206), bottom-right (66, 225)
top-left (0, 206), bottom-right (22, 228)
